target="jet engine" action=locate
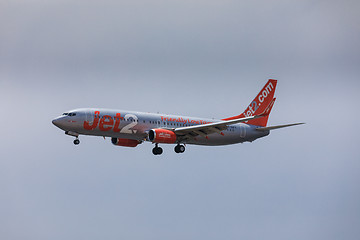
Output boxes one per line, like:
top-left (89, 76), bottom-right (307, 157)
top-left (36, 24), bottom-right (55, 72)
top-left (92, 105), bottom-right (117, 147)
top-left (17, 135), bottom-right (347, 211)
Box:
top-left (148, 129), bottom-right (177, 143)
top-left (111, 137), bottom-right (139, 147)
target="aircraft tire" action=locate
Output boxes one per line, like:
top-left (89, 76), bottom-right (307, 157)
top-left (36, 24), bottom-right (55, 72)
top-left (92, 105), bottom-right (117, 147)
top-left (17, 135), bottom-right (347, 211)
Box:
top-left (74, 139), bottom-right (80, 145)
top-left (152, 147), bottom-right (163, 155)
top-left (174, 145), bottom-right (180, 153)
top-left (179, 145), bottom-right (185, 153)
top-left (175, 144), bottom-right (185, 153)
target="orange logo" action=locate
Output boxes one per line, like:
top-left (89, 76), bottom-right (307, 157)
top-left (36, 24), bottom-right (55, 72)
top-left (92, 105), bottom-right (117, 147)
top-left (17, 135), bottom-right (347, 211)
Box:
top-left (84, 111), bottom-right (123, 132)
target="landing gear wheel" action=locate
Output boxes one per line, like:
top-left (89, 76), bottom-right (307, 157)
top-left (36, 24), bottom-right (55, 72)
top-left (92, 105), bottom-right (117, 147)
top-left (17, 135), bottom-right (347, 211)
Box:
top-left (152, 147), bottom-right (163, 155)
top-left (174, 144), bottom-right (185, 153)
top-left (152, 144), bottom-right (163, 155)
top-left (179, 145), bottom-right (185, 153)
top-left (174, 145), bottom-right (180, 153)
top-left (73, 139), bottom-right (80, 145)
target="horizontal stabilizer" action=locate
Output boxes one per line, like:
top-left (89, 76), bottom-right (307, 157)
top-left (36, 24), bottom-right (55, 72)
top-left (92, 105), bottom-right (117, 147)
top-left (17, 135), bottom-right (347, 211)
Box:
top-left (256, 123), bottom-right (305, 131)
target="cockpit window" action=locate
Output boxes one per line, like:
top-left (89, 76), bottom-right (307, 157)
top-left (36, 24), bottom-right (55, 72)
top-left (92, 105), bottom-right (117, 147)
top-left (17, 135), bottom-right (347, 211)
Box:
top-left (62, 112), bottom-right (76, 116)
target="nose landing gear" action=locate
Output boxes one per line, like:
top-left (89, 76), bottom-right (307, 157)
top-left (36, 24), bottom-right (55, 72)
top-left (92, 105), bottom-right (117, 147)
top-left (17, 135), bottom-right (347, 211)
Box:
top-left (65, 131), bottom-right (80, 145)
top-left (73, 138), bottom-right (80, 145)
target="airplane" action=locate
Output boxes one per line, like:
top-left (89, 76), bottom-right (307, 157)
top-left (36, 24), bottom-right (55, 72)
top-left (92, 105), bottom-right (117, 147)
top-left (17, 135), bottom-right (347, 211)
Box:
top-left (52, 79), bottom-right (304, 155)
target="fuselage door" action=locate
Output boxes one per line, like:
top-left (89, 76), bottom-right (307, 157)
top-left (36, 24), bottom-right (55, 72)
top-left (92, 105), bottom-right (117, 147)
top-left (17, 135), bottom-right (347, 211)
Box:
top-left (240, 124), bottom-right (246, 138)
top-left (85, 110), bottom-right (93, 125)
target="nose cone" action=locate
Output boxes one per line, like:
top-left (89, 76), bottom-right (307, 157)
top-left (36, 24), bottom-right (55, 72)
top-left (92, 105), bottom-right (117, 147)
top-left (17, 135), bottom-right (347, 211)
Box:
top-left (52, 118), bottom-right (59, 127)
top-left (52, 117), bottom-right (60, 127)
top-left (52, 116), bottom-right (66, 129)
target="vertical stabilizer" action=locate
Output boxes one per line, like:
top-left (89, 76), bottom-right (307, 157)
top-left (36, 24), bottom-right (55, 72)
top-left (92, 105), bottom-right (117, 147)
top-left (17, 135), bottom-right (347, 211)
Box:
top-left (222, 79), bottom-right (277, 127)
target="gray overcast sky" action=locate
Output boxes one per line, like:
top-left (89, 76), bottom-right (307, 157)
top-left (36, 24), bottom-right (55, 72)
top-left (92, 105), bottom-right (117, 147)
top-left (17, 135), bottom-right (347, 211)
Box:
top-left (1, 0), bottom-right (360, 239)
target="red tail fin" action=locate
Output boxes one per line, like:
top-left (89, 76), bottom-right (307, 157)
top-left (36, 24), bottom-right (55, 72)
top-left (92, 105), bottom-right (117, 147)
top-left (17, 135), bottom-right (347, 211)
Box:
top-left (222, 79), bottom-right (277, 127)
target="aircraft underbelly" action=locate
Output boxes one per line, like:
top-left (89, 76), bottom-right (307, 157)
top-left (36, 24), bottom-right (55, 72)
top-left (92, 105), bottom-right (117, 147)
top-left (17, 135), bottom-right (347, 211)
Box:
top-left (78, 128), bottom-right (146, 141)
top-left (185, 128), bottom-right (269, 146)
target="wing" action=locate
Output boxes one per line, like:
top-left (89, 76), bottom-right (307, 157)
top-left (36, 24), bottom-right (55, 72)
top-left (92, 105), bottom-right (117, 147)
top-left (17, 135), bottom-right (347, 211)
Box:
top-left (173, 98), bottom-right (275, 140)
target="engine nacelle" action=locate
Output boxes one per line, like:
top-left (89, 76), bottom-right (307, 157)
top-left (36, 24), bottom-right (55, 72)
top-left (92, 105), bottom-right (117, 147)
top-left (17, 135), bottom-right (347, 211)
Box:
top-left (148, 129), bottom-right (177, 143)
top-left (111, 137), bottom-right (139, 147)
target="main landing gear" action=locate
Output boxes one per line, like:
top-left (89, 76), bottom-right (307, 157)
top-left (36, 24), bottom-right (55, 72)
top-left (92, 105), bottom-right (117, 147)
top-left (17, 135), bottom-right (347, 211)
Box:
top-left (152, 143), bottom-right (163, 155)
top-left (152, 144), bottom-right (186, 155)
top-left (174, 144), bottom-right (185, 154)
